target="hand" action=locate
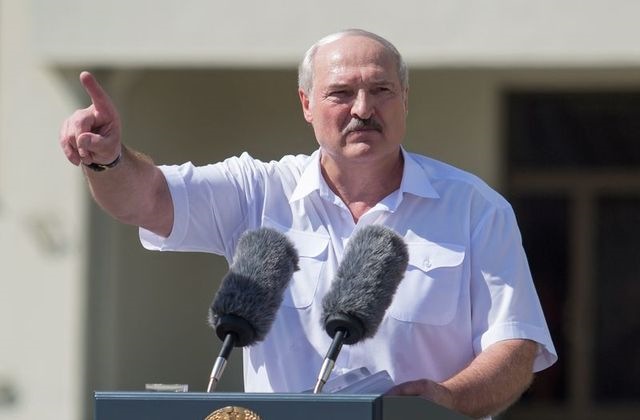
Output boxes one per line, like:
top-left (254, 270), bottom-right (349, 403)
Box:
top-left (386, 379), bottom-right (455, 411)
top-left (59, 71), bottom-right (121, 167)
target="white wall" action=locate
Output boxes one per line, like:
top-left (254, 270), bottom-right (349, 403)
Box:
top-left (32, 0), bottom-right (640, 68)
top-left (0, 1), bottom-right (87, 420)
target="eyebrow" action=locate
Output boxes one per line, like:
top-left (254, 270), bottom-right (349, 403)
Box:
top-left (326, 83), bottom-right (351, 91)
top-left (325, 80), bottom-right (394, 91)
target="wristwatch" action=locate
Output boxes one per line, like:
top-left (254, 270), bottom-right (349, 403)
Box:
top-left (82, 153), bottom-right (122, 172)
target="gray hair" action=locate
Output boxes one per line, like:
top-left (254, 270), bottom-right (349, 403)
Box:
top-left (298, 29), bottom-right (409, 97)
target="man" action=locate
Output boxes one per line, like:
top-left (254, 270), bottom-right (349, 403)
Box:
top-left (59, 29), bottom-right (556, 418)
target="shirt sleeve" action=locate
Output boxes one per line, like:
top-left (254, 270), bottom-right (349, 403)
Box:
top-left (139, 153), bottom-right (266, 259)
top-left (470, 203), bottom-right (558, 372)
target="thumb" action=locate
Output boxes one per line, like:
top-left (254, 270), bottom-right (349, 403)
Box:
top-left (77, 132), bottom-right (119, 164)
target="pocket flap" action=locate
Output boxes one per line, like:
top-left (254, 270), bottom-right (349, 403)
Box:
top-left (262, 216), bottom-right (329, 258)
top-left (286, 229), bottom-right (330, 258)
top-left (406, 241), bottom-right (465, 272)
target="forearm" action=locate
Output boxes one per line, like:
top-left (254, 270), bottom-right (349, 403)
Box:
top-left (387, 339), bottom-right (537, 419)
top-left (84, 145), bottom-right (173, 237)
top-left (442, 339), bottom-right (536, 418)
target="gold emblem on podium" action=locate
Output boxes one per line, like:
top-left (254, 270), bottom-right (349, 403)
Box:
top-left (205, 406), bottom-right (262, 420)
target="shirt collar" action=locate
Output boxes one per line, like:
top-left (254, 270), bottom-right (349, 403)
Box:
top-left (289, 150), bottom-right (323, 203)
top-left (289, 147), bottom-right (440, 203)
top-left (399, 147), bottom-right (440, 199)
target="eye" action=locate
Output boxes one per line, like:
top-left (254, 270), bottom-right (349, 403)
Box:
top-left (372, 86), bottom-right (392, 94)
top-left (324, 89), bottom-right (353, 102)
top-left (329, 90), bottom-right (350, 97)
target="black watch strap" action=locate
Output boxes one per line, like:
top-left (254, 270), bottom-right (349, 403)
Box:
top-left (82, 153), bottom-right (122, 172)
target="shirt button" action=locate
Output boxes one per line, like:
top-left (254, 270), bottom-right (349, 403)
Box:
top-left (423, 258), bottom-right (432, 269)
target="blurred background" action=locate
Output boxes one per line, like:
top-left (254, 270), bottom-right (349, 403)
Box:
top-left (1, 0), bottom-right (639, 419)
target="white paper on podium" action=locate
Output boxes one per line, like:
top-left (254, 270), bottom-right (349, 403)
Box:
top-left (305, 367), bottom-right (396, 394)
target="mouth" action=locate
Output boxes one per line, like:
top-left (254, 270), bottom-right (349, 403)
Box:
top-left (351, 126), bottom-right (381, 132)
top-left (345, 128), bottom-right (381, 138)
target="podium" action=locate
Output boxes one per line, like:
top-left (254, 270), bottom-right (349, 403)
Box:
top-left (94, 391), bottom-right (469, 419)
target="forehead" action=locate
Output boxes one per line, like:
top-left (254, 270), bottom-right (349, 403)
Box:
top-left (313, 36), bottom-right (399, 85)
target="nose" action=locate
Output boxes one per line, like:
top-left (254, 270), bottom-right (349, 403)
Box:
top-left (350, 90), bottom-right (374, 120)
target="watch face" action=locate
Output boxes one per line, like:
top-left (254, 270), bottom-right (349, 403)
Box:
top-left (205, 406), bottom-right (262, 420)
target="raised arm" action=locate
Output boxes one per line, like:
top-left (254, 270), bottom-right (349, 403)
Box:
top-left (59, 71), bottom-right (173, 237)
top-left (387, 338), bottom-right (537, 419)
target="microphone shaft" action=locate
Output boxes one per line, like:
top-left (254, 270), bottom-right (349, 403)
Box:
top-left (207, 333), bottom-right (236, 392)
top-left (313, 329), bottom-right (346, 393)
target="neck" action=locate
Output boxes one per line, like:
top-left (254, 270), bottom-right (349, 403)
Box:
top-left (320, 149), bottom-right (404, 222)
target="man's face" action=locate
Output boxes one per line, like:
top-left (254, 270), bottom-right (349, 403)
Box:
top-left (299, 36), bottom-right (408, 166)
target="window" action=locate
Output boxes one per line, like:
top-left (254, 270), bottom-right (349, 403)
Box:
top-left (504, 91), bottom-right (640, 420)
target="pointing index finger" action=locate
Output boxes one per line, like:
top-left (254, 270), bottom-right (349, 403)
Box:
top-left (79, 71), bottom-right (115, 117)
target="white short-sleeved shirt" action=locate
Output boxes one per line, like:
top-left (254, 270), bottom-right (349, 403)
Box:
top-left (140, 148), bottom-right (557, 393)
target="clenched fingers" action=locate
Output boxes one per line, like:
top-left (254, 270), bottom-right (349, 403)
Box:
top-left (59, 107), bottom-right (97, 165)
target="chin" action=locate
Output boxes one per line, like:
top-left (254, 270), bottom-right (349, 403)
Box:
top-left (345, 140), bottom-right (375, 152)
top-left (343, 144), bottom-right (385, 163)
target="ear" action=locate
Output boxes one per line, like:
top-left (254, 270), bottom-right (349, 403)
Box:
top-left (299, 88), bottom-right (313, 123)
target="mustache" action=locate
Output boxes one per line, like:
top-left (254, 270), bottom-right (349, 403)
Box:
top-left (342, 117), bottom-right (383, 135)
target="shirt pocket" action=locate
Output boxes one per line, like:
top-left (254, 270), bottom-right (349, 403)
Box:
top-left (261, 217), bottom-right (330, 309)
top-left (388, 241), bottom-right (466, 326)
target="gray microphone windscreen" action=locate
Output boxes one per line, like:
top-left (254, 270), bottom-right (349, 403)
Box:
top-left (209, 228), bottom-right (299, 346)
top-left (321, 225), bottom-right (408, 342)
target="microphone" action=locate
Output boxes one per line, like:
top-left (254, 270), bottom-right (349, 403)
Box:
top-left (313, 225), bottom-right (408, 393)
top-left (206, 227), bottom-right (299, 392)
